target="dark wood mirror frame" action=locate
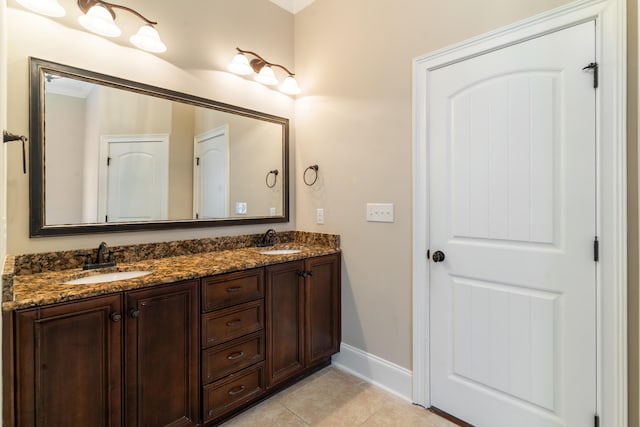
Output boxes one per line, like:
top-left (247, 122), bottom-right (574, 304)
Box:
top-left (29, 57), bottom-right (289, 237)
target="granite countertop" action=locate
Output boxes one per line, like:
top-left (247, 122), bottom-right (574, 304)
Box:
top-left (3, 232), bottom-right (340, 311)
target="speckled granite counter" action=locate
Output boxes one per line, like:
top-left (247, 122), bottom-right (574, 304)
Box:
top-left (3, 231), bottom-right (340, 311)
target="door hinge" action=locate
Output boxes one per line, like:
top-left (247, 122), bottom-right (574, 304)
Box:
top-left (105, 215), bottom-right (108, 222)
top-left (107, 156), bottom-right (112, 166)
top-left (594, 236), bottom-right (599, 262)
top-left (426, 249), bottom-right (430, 260)
top-left (195, 213), bottom-right (199, 219)
top-left (196, 157), bottom-right (200, 166)
top-left (594, 414), bottom-right (599, 427)
top-left (583, 62), bottom-right (598, 88)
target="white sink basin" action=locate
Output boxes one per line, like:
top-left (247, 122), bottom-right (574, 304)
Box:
top-left (259, 249), bottom-right (303, 255)
top-left (64, 270), bottom-right (152, 285)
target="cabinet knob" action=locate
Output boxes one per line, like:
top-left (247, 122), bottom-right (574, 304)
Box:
top-left (110, 312), bottom-right (122, 322)
top-left (129, 308), bottom-right (140, 318)
top-left (296, 271), bottom-right (306, 277)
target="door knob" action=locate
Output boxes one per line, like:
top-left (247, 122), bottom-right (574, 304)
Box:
top-left (432, 250), bottom-right (445, 263)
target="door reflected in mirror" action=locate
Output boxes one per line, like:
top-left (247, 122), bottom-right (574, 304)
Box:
top-left (30, 58), bottom-right (289, 236)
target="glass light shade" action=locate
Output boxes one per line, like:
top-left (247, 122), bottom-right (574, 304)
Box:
top-left (279, 76), bottom-right (301, 95)
top-left (254, 65), bottom-right (278, 86)
top-left (228, 53), bottom-right (254, 75)
top-left (130, 25), bottom-right (167, 53)
top-left (16, 0), bottom-right (66, 17)
top-left (78, 4), bottom-right (121, 37)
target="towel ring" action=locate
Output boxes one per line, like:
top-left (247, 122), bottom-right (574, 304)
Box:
top-left (303, 164), bottom-right (319, 186)
top-left (265, 169), bottom-right (279, 188)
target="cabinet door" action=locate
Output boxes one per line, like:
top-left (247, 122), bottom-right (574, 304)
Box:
top-left (15, 294), bottom-right (123, 427)
top-left (265, 261), bottom-right (305, 388)
top-left (305, 254), bottom-right (341, 366)
top-left (125, 280), bottom-right (199, 427)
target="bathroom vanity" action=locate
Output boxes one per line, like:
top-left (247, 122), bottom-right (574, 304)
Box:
top-left (2, 232), bottom-right (341, 426)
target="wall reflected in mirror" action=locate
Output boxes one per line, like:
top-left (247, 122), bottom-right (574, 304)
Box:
top-left (30, 58), bottom-right (289, 236)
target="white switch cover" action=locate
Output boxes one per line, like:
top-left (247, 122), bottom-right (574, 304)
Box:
top-left (366, 203), bottom-right (394, 223)
top-left (235, 202), bottom-right (247, 214)
top-left (269, 207), bottom-right (276, 216)
top-left (316, 208), bottom-right (325, 224)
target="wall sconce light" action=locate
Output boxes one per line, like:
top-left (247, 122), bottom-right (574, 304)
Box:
top-left (228, 47), bottom-right (301, 96)
top-left (14, 0), bottom-right (166, 53)
top-left (77, 0), bottom-right (167, 52)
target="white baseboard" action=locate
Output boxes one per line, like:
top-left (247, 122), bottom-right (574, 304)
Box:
top-left (331, 342), bottom-right (413, 402)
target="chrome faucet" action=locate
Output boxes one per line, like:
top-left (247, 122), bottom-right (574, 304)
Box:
top-left (257, 229), bottom-right (279, 247)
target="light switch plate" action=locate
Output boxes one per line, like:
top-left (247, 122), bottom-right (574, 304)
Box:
top-left (366, 203), bottom-right (394, 223)
top-left (316, 208), bottom-right (325, 224)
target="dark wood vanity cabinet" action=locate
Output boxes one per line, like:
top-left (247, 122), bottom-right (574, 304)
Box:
top-left (265, 254), bottom-right (341, 388)
top-left (14, 294), bottom-right (123, 427)
top-left (200, 269), bottom-right (266, 424)
top-left (124, 280), bottom-right (199, 427)
top-left (11, 280), bottom-right (199, 427)
top-left (6, 253), bottom-right (340, 426)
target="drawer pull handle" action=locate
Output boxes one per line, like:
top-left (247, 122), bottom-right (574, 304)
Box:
top-left (227, 351), bottom-right (245, 360)
top-left (226, 286), bottom-right (242, 292)
top-left (226, 319), bottom-right (242, 327)
top-left (228, 385), bottom-right (246, 396)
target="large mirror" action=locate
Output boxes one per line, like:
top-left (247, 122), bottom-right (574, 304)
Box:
top-left (29, 57), bottom-right (289, 236)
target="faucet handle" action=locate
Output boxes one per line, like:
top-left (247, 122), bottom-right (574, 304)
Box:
top-left (75, 252), bottom-right (94, 269)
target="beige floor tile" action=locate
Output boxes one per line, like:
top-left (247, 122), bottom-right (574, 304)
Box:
top-left (219, 399), bottom-right (308, 427)
top-left (221, 367), bottom-right (455, 427)
top-left (278, 368), bottom-right (369, 424)
top-left (361, 397), bottom-right (459, 427)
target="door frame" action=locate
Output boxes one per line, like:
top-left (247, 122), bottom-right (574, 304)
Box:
top-left (411, 0), bottom-right (627, 426)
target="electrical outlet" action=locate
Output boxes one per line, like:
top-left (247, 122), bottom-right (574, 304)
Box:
top-left (269, 207), bottom-right (276, 216)
top-left (366, 203), bottom-right (394, 223)
top-left (316, 208), bottom-right (325, 224)
top-left (235, 202), bottom-right (247, 214)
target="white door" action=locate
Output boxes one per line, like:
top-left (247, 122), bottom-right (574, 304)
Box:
top-left (429, 22), bottom-right (596, 427)
top-left (101, 135), bottom-right (169, 222)
top-left (193, 126), bottom-right (229, 219)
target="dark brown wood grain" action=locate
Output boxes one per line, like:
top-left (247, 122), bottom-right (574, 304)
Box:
top-left (15, 294), bottom-right (123, 426)
top-left (265, 260), bottom-right (306, 388)
top-left (305, 254), bottom-right (341, 366)
top-left (125, 280), bottom-right (199, 427)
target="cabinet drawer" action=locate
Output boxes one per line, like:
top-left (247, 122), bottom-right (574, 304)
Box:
top-left (202, 362), bottom-right (265, 423)
top-left (202, 300), bottom-right (264, 348)
top-left (202, 269), bottom-right (264, 312)
top-left (203, 332), bottom-right (264, 384)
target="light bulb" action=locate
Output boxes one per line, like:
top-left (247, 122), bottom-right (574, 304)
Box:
top-left (279, 75), bottom-right (301, 95)
top-left (228, 53), bottom-right (254, 75)
top-left (78, 4), bottom-right (121, 37)
top-left (130, 24), bottom-right (167, 53)
top-left (255, 65), bottom-right (278, 86)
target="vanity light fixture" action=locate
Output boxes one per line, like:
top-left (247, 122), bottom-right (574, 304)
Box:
top-left (15, 0), bottom-right (66, 17)
top-left (228, 48), bottom-right (301, 95)
top-left (76, 0), bottom-right (167, 52)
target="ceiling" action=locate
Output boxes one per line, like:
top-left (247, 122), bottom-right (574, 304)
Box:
top-left (269, 0), bottom-right (316, 14)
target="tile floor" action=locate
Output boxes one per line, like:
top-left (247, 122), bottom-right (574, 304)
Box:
top-left (220, 367), bottom-right (458, 427)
